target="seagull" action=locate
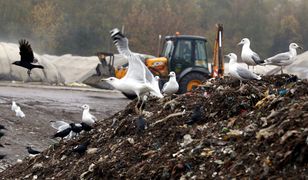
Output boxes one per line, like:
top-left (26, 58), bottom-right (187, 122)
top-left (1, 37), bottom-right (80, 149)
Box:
top-left (263, 43), bottom-right (302, 74)
top-left (154, 76), bottom-right (161, 94)
top-left (12, 39), bottom-right (44, 77)
top-left (238, 38), bottom-right (264, 70)
top-left (15, 106), bottom-right (25, 118)
top-left (73, 141), bottom-right (90, 155)
top-left (26, 146), bottom-right (41, 156)
top-left (82, 104), bottom-right (97, 126)
top-left (102, 28), bottom-right (163, 114)
top-left (186, 105), bottom-right (202, 125)
top-left (225, 53), bottom-right (261, 86)
top-left (162, 71), bottom-right (179, 96)
top-left (11, 101), bottom-right (18, 111)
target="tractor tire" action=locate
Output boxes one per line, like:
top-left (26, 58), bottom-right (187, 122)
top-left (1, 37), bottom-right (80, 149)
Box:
top-left (122, 92), bottom-right (137, 100)
top-left (178, 72), bottom-right (209, 94)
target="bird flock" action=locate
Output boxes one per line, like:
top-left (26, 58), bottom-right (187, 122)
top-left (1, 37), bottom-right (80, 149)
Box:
top-left (0, 101), bottom-right (97, 158)
top-left (226, 38), bottom-right (302, 85)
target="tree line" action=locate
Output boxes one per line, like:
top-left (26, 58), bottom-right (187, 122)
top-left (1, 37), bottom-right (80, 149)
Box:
top-left (0, 0), bottom-right (307, 60)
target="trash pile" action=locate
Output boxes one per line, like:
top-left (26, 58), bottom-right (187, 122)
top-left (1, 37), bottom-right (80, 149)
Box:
top-left (0, 74), bottom-right (307, 179)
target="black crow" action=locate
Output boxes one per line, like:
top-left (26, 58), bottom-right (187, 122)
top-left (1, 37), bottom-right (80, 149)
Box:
top-left (0, 154), bottom-right (6, 159)
top-left (0, 125), bottom-right (6, 130)
top-left (186, 105), bottom-right (203, 125)
top-left (81, 122), bottom-right (93, 132)
top-left (26, 146), bottom-right (41, 155)
top-left (73, 141), bottom-right (90, 155)
top-left (52, 127), bottom-right (72, 140)
top-left (12, 39), bottom-right (44, 76)
top-left (136, 116), bottom-right (146, 133)
top-left (70, 123), bottom-right (83, 135)
top-left (0, 131), bottom-right (4, 139)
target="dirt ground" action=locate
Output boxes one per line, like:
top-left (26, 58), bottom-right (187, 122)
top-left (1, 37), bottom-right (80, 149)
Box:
top-left (0, 82), bottom-right (129, 170)
top-left (0, 75), bottom-right (307, 179)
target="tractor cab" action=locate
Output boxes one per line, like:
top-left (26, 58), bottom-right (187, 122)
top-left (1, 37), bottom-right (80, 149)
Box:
top-left (146, 35), bottom-right (211, 93)
top-left (163, 35), bottom-right (209, 75)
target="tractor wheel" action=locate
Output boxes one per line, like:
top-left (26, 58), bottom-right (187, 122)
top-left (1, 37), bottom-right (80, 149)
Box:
top-left (179, 72), bottom-right (209, 94)
top-left (122, 92), bottom-right (137, 100)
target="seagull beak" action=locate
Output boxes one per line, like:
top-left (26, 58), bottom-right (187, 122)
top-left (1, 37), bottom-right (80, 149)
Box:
top-left (224, 55), bottom-right (229, 58)
top-left (100, 78), bottom-right (107, 81)
top-left (237, 42), bottom-right (243, 46)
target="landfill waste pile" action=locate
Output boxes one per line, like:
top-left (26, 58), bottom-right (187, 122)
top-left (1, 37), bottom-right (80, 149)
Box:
top-left (0, 74), bottom-right (307, 179)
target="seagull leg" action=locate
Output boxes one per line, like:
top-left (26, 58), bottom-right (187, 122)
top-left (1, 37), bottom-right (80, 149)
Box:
top-left (135, 96), bottom-right (140, 114)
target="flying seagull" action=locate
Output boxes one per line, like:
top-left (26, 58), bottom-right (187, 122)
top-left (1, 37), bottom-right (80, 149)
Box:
top-left (12, 39), bottom-right (44, 77)
top-left (238, 38), bottom-right (264, 70)
top-left (162, 71), bottom-right (179, 96)
top-left (102, 28), bottom-right (163, 114)
top-left (263, 43), bottom-right (302, 74)
top-left (225, 53), bottom-right (261, 86)
top-left (82, 104), bottom-right (97, 126)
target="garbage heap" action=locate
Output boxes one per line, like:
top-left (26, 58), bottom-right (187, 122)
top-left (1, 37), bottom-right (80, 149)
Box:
top-left (0, 74), bottom-right (307, 179)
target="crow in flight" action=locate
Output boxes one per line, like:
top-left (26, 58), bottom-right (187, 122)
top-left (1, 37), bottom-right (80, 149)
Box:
top-left (12, 39), bottom-right (44, 77)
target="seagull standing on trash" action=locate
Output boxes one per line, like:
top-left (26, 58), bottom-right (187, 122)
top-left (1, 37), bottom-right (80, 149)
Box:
top-left (162, 71), bottom-right (179, 96)
top-left (82, 104), bottom-right (97, 126)
top-left (263, 43), bottom-right (302, 74)
top-left (12, 39), bottom-right (44, 77)
top-left (238, 38), bottom-right (264, 70)
top-left (226, 53), bottom-right (261, 86)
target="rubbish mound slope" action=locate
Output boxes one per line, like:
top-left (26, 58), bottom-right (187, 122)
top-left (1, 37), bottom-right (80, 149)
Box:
top-left (0, 74), bottom-right (307, 179)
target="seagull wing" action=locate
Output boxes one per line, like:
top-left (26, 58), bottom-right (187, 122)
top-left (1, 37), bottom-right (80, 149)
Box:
top-left (50, 121), bottom-right (70, 131)
top-left (265, 52), bottom-right (291, 64)
top-left (236, 66), bottom-right (260, 80)
top-left (162, 81), bottom-right (169, 92)
top-left (90, 114), bottom-right (97, 121)
top-left (251, 52), bottom-right (263, 64)
top-left (19, 39), bottom-right (35, 63)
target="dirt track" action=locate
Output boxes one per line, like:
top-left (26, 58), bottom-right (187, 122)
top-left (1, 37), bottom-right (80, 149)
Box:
top-left (0, 83), bottom-right (129, 170)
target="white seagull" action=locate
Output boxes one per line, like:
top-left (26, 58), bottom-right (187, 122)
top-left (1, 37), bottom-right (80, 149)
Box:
top-left (263, 43), bottom-right (302, 74)
top-left (238, 38), bottom-right (264, 70)
top-left (102, 28), bottom-right (163, 113)
top-left (11, 101), bottom-right (18, 111)
top-left (82, 104), bottom-right (97, 126)
top-left (153, 76), bottom-right (161, 94)
top-left (226, 53), bottom-right (261, 86)
top-left (15, 106), bottom-right (25, 118)
top-left (162, 71), bottom-right (179, 95)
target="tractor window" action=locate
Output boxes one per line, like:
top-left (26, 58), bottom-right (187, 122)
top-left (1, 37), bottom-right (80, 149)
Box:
top-left (194, 40), bottom-right (208, 68)
top-left (174, 40), bottom-right (192, 63)
top-left (161, 40), bottom-right (174, 58)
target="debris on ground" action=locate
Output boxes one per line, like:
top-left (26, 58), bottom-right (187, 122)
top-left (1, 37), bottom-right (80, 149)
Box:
top-left (0, 74), bottom-right (307, 179)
